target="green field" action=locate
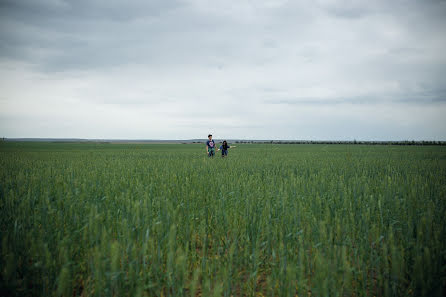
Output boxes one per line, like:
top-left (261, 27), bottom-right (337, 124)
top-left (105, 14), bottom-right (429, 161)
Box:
top-left (1, 142), bottom-right (445, 296)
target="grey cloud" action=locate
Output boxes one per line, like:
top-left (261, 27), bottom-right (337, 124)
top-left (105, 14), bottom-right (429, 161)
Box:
top-left (264, 95), bottom-right (446, 106)
top-left (0, 0), bottom-right (181, 23)
top-left (1, 1), bottom-right (243, 72)
top-left (2, 0), bottom-right (444, 73)
top-left (263, 83), bottom-right (446, 106)
top-left (1, 0), bottom-right (446, 139)
top-left (264, 98), bottom-right (379, 106)
top-left (316, 1), bottom-right (379, 19)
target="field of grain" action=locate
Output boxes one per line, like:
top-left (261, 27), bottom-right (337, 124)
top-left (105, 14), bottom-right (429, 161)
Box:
top-left (1, 142), bottom-right (445, 296)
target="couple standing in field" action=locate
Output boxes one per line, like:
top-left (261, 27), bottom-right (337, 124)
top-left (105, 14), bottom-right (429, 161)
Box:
top-left (205, 134), bottom-right (236, 158)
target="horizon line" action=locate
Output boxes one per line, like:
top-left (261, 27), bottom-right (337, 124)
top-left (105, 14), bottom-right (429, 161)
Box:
top-left (2, 137), bottom-right (446, 143)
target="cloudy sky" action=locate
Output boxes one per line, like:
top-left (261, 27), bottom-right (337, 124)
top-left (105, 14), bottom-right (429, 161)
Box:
top-left (1, 0), bottom-right (445, 140)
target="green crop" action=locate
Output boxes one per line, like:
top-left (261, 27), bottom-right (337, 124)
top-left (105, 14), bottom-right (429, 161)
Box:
top-left (1, 142), bottom-right (445, 296)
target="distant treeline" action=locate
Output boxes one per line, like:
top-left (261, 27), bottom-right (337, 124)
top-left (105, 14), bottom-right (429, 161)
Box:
top-left (3, 138), bottom-right (445, 146)
top-left (193, 140), bottom-right (446, 145)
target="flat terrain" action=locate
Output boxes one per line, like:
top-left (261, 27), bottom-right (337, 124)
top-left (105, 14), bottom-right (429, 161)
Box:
top-left (1, 142), bottom-right (445, 296)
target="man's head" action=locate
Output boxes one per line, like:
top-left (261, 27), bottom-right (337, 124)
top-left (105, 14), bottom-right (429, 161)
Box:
top-left (208, 134), bottom-right (212, 140)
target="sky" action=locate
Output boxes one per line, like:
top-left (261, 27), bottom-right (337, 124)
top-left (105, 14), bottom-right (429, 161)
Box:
top-left (0, 0), bottom-right (445, 140)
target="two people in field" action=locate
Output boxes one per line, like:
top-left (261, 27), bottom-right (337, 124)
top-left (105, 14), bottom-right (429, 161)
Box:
top-left (206, 134), bottom-right (236, 158)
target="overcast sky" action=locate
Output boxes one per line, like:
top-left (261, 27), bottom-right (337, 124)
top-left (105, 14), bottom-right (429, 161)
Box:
top-left (1, 0), bottom-right (445, 140)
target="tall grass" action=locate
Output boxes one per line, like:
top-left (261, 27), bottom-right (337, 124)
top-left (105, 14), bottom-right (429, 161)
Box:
top-left (1, 142), bottom-right (445, 296)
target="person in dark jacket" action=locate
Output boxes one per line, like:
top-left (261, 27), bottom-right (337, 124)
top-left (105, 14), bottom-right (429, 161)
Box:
top-left (217, 140), bottom-right (236, 157)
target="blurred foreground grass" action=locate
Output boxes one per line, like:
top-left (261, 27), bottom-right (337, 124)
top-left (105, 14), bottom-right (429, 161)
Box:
top-left (1, 142), bottom-right (445, 296)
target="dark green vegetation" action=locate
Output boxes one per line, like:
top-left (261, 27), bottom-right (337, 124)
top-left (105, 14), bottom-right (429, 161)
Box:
top-left (1, 142), bottom-right (445, 296)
